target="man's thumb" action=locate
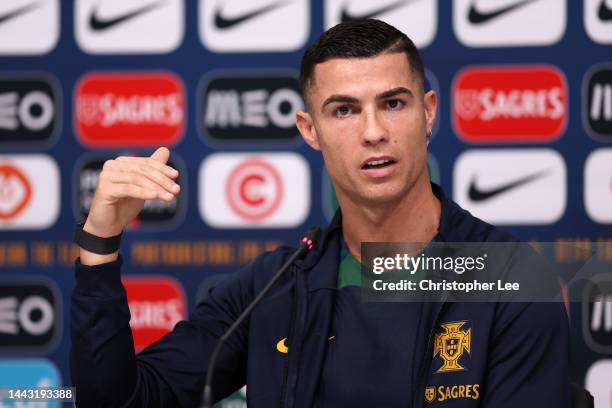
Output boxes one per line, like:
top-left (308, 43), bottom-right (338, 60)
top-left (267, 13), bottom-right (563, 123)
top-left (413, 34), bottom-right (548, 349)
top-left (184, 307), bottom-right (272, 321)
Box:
top-left (150, 147), bottom-right (170, 164)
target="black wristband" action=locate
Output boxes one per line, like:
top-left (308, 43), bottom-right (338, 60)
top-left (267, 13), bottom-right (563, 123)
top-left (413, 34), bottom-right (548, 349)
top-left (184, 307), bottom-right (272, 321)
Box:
top-left (74, 223), bottom-right (122, 255)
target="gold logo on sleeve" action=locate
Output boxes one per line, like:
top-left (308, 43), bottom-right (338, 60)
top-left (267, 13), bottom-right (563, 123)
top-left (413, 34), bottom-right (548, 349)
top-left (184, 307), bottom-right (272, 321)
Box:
top-left (433, 321), bottom-right (471, 373)
top-left (276, 335), bottom-right (335, 354)
top-left (276, 337), bottom-right (289, 354)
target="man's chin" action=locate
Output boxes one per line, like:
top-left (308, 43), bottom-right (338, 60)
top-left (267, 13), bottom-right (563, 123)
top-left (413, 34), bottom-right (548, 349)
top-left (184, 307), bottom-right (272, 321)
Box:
top-left (356, 188), bottom-right (405, 207)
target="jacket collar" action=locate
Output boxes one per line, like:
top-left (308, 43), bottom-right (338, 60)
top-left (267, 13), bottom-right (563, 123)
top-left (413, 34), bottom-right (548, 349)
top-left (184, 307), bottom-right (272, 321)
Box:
top-left (431, 182), bottom-right (465, 242)
top-left (297, 182), bottom-right (463, 290)
top-left (296, 210), bottom-right (341, 291)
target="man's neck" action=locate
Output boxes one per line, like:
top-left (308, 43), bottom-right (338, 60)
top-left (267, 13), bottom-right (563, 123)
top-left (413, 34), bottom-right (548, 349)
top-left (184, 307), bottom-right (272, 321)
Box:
top-left (340, 179), bottom-right (441, 261)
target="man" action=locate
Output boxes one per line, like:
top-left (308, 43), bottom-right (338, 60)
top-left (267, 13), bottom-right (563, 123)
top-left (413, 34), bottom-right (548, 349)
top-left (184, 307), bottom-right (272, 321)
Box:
top-left (71, 19), bottom-right (569, 407)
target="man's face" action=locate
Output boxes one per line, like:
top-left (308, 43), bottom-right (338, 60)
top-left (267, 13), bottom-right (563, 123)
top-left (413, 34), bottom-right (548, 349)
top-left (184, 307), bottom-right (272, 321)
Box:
top-left (297, 52), bottom-right (437, 207)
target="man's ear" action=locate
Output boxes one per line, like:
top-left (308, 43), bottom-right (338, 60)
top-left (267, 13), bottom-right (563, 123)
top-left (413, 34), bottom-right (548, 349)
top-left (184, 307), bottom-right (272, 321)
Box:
top-left (296, 110), bottom-right (321, 151)
top-left (424, 90), bottom-right (437, 134)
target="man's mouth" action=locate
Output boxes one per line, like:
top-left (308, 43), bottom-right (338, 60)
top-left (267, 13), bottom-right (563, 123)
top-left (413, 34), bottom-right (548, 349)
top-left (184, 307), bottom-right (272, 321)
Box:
top-left (361, 159), bottom-right (396, 169)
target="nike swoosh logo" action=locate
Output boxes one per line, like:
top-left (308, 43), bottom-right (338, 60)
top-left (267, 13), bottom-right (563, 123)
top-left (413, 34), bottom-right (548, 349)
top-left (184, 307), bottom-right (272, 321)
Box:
top-left (468, 170), bottom-right (548, 202)
top-left (214, 1), bottom-right (288, 29)
top-left (89, 1), bottom-right (166, 31)
top-left (468, 0), bottom-right (539, 25)
top-left (276, 337), bottom-right (288, 354)
top-left (598, 0), bottom-right (612, 21)
top-left (276, 335), bottom-right (334, 354)
top-left (0, 2), bottom-right (40, 27)
top-left (340, 0), bottom-right (416, 23)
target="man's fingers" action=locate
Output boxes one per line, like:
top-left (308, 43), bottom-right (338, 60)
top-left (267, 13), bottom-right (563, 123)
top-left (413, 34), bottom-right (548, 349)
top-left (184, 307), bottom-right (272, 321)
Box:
top-left (107, 184), bottom-right (158, 201)
top-left (120, 162), bottom-right (180, 195)
top-left (150, 147), bottom-right (170, 164)
top-left (103, 170), bottom-right (174, 200)
top-left (115, 156), bottom-right (179, 178)
top-left (108, 159), bottom-right (180, 194)
top-left (100, 152), bottom-right (180, 203)
top-left (101, 168), bottom-right (179, 201)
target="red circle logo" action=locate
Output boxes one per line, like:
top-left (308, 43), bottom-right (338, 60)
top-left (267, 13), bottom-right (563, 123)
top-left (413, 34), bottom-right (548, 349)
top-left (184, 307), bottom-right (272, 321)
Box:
top-left (225, 157), bottom-right (283, 222)
top-left (0, 163), bottom-right (32, 221)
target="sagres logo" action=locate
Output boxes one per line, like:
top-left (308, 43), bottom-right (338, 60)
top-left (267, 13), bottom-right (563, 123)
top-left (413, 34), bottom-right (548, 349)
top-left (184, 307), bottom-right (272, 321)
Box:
top-left (424, 384), bottom-right (480, 403)
top-left (453, 149), bottom-right (566, 225)
top-left (453, 65), bottom-right (567, 143)
top-left (0, 359), bottom-right (61, 408)
top-left (0, 0), bottom-right (59, 55)
top-left (325, 0), bottom-right (437, 48)
top-left (199, 0), bottom-right (309, 52)
top-left (0, 279), bottom-right (60, 350)
top-left (584, 65), bottom-right (612, 140)
top-left (453, 0), bottom-right (566, 47)
top-left (74, 153), bottom-right (186, 230)
top-left (585, 148), bottom-right (612, 224)
top-left (199, 71), bottom-right (303, 145)
top-left (0, 74), bottom-right (59, 146)
top-left (122, 276), bottom-right (186, 352)
top-left (75, 0), bottom-right (184, 54)
top-left (433, 321), bottom-right (471, 373)
top-left (199, 153), bottom-right (310, 228)
top-left (75, 71), bottom-right (185, 147)
top-left (0, 155), bottom-right (59, 230)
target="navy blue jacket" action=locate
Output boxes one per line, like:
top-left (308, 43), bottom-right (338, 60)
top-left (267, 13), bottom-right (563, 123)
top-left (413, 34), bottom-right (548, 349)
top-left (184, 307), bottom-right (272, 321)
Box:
top-left (71, 184), bottom-right (569, 407)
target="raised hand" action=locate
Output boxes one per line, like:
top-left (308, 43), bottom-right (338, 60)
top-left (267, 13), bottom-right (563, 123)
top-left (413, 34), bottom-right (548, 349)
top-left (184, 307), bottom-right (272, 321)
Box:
top-left (80, 147), bottom-right (180, 264)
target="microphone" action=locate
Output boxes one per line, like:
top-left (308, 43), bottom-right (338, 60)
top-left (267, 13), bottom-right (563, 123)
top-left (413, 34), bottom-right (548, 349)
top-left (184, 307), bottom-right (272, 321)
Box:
top-left (201, 227), bottom-right (322, 408)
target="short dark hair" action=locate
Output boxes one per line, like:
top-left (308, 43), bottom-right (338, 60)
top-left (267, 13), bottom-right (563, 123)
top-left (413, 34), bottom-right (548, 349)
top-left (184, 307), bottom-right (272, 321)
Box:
top-left (299, 19), bottom-right (425, 103)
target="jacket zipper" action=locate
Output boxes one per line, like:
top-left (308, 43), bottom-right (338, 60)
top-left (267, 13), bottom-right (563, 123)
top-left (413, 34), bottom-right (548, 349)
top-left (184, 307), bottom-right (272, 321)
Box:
top-left (412, 293), bottom-right (449, 408)
top-left (280, 266), bottom-right (300, 408)
top-left (283, 265), bottom-right (308, 408)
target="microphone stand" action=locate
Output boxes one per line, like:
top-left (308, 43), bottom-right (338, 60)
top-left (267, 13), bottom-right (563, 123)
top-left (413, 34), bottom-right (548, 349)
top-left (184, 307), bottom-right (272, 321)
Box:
top-left (201, 227), bottom-right (321, 408)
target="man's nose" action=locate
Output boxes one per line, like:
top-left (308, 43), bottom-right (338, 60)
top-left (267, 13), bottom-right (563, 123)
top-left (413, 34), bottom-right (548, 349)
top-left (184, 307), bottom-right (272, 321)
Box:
top-left (361, 110), bottom-right (388, 145)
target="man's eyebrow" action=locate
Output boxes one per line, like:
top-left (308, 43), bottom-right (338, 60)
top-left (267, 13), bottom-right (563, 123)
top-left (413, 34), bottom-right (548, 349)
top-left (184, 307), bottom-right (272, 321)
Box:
top-left (320, 87), bottom-right (415, 112)
top-left (321, 95), bottom-right (359, 111)
top-left (376, 87), bottom-right (414, 100)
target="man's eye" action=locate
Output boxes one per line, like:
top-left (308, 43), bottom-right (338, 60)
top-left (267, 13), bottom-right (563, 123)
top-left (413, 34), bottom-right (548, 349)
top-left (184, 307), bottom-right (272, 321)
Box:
top-left (387, 99), bottom-right (404, 110)
top-left (335, 106), bottom-right (352, 117)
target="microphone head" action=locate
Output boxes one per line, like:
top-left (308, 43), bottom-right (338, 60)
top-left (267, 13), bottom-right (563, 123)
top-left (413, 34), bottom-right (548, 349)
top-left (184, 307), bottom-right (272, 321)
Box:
top-left (300, 226), bottom-right (322, 251)
top-left (305, 226), bottom-right (322, 244)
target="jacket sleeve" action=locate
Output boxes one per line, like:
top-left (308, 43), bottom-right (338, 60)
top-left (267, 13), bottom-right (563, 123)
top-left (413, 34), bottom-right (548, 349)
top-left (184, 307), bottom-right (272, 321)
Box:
top-left (482, 301), bottom-right (570, 408)
top-left (70, 255), bottom-right (255, 407)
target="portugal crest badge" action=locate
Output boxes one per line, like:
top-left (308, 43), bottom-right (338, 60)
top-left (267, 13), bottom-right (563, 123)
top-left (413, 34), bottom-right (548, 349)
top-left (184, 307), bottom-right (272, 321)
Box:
top-left (433, 321), bottom-right (471, 373)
